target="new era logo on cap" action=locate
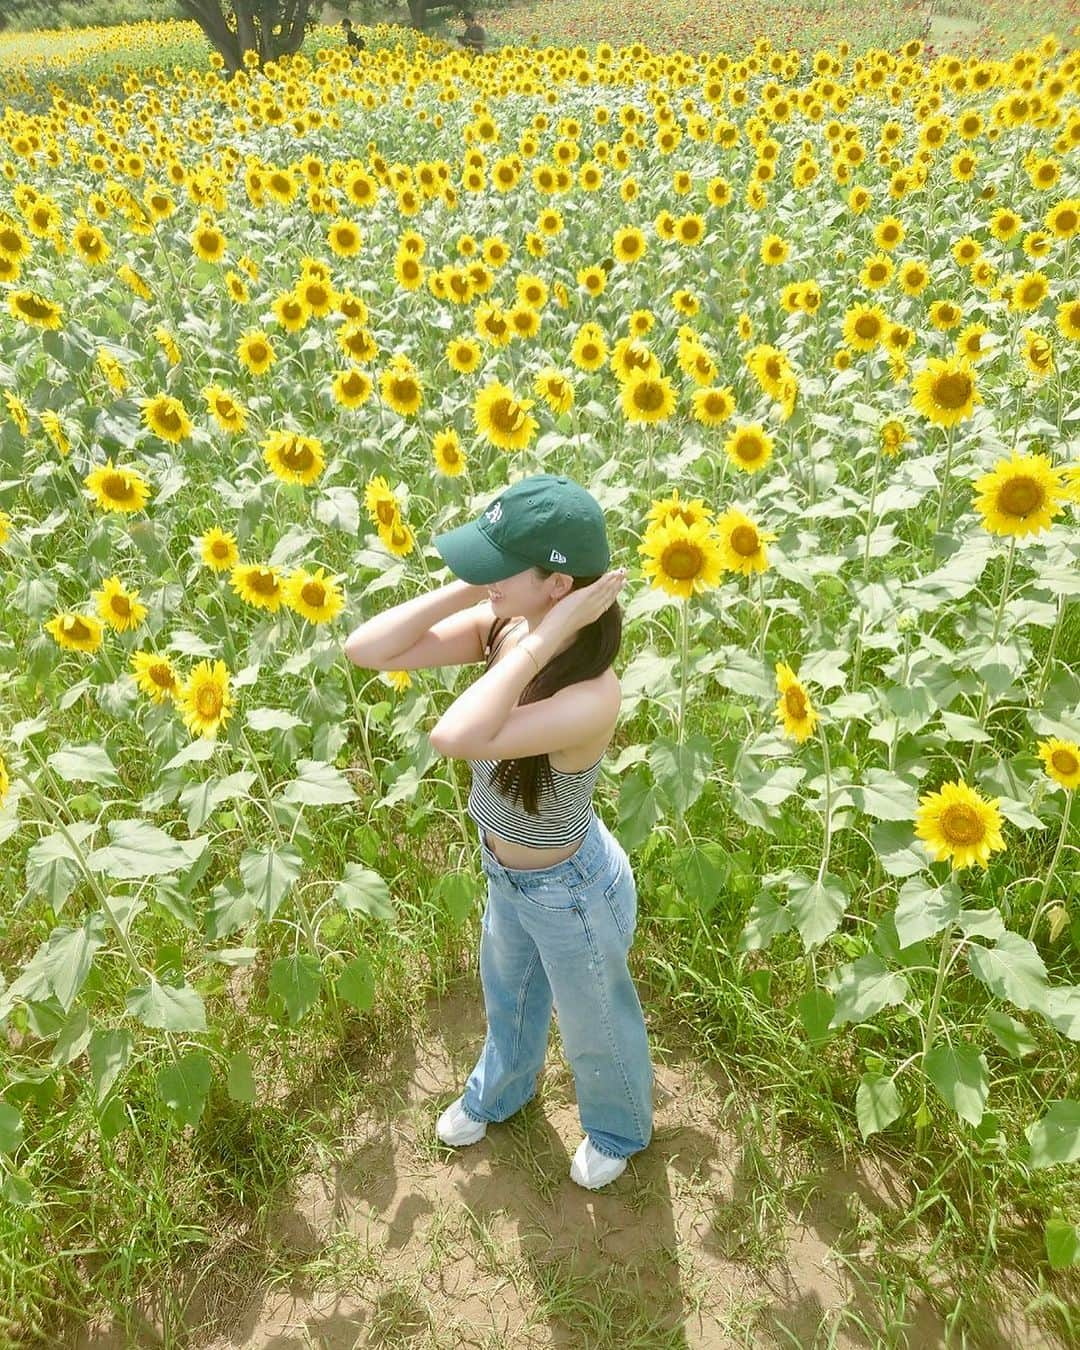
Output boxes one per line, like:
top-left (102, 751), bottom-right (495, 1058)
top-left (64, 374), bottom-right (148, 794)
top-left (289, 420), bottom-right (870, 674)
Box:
top-left (549, 549), bottom-right (567, 564)
top-left (485, 502), bottom-right (503, 523)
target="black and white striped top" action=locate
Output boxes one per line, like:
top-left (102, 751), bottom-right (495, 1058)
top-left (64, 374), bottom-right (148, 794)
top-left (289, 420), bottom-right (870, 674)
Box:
top-left (466, 616), bottom-right (605, 847)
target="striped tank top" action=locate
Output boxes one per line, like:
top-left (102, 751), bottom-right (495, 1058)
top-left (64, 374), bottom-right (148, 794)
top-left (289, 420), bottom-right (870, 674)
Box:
top-left (466, 616), bottom-right (605, 847)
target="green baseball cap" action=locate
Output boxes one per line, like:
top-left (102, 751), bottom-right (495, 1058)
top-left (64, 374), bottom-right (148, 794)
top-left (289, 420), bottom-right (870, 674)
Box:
top-left (433, 473), bottom-right (610, 584)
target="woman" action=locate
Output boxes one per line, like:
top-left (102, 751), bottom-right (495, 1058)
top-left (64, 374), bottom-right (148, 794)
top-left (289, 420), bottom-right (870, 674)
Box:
top-left (344, 473), bottom-right (654, 1189)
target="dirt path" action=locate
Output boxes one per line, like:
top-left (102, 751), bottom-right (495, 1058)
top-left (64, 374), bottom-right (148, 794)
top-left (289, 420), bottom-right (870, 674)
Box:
top-left (70, 975), bottom-right (1057, 1349)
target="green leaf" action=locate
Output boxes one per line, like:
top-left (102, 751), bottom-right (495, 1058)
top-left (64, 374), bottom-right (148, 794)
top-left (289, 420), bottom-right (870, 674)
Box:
top-left (852, 769), bottom-right (920, 821)
top-left (125, 979), bottom-right (207, 1033)
top-left (239, 846), bottom-right (303, 921)
top-left (25, 822), bottom-right (97, 915)
top-left (47, 743), bottom-right (120, 787)
top-left (281, 759), bottom-right (357, 806)
top-left (797, 987), bottom-right (835, 1045)
top-left (430, 872), bottom-right (473, 927)
top-left (246, 707), bottom-right (304, 734)
top-left (710, 645), bottom-right (773, 699)
top-left (648, 733), bottom-right (713, 818)
top-left (226, 1050), bottom-right (256, 1105)
top-left (156, 1051), bottom-right (212, 1128)
top-left (669, 843), bottom-right (728, 918)
top-left (52, 1006), bottom-right (92, 1068)
top-left (894, 877), bottom-right (961, 947)
top-left (738, 891), bottom-right (792, 952)
top-left (985, 1009), bottom-right (1039, 1059)
top-left (1042, 985), bottom-right (1080, 1041)
top-left (1027, 1101), bottom-right (1080, 1169)
top-left (787, 871), bottom-right (848, 950)
top-left (268, 953), bottom-right (322, 1025)
top-left (178, 771), bottom-right (256, 834)
top-left (42, 912), bottom-right (109, 1011)
top-left (314, 486), bottom-right (359, 534)
top-left (0, 1103), bottom-right (24, 1154)
top-left (924, 1042), bottom-right (989, 1127)
top-left (86, 819), bottom-right (208, 880)
top-left (205, 878), bottom-right (256, 941)
top-left (856, 1073), bottom-right (903, 1141)
top-left (871, 820), bottom-right (932, 878)
top-left (336, 954), bottom-right (375, 1013)
top-left (333, 864), bottom-right (394, 920)
top-left (88, 1027), bottom-right (133, 1105)
top-left (967, 932), bottom-right (1049, 1013)
top-left (1045, 1218), bottom-right (1080, 1270)
top-left (956, 908), bottom-right (1007, 940)
top-left (830, 955), bottom-right (910, 1028)
top-left (615, 769), bottom-right (661, 853)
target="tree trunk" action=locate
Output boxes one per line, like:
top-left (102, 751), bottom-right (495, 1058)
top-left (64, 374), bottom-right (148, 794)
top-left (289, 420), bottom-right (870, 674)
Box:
top-left (176, 0), bottom-right (317, 71)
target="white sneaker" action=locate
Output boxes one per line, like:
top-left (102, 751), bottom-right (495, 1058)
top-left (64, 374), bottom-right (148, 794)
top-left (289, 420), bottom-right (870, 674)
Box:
top-left (570, 1136), bottom-right (627, 1189)
top-left (436, 1096), bottom-right (487, 1147)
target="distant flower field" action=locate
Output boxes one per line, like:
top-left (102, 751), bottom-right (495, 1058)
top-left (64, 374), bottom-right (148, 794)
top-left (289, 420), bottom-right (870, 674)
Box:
top-left (0, 18), bottom-right (1079, 1276)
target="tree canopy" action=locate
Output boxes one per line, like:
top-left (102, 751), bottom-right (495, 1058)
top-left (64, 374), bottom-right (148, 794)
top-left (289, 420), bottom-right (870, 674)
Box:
top-left (174, 0), bottom-right (319, 71)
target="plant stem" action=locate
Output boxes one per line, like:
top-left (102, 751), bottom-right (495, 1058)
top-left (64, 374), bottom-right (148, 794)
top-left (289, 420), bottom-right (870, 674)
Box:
top-left (1027, 791), bottom-right (1074, 942)
top-left (816, 720), bottom-right (833, 884)
top-left (933, 424), bottom-right (956, 538)
top-left (677, 595), bottom-right (689, 747)
top-left (238, 726), bottom-right (285, 847)
top-left (916, 911), bottom-right (956, 1148)
top-left (1034, 593), bottom-right (1065, 704)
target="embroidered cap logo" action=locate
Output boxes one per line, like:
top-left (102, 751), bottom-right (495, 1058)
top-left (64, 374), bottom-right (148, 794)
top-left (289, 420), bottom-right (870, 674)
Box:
top-left (485, 502), bottom-right (503, 524)
top-left (549, 549), bottom-right (567, 564)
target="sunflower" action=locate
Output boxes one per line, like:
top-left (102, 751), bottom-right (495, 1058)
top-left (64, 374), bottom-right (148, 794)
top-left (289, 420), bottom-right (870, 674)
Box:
top-left (72, 222), bottom-right (109, 265)
top-left (446, 335), bottom-right (482, 373)
top-left (716, 509), bottom-right (778, 575)
top-left (843, 303), bottom-right (889, 351)
top-left (860, 253), bottom-right (893, 289)
top-left (674, 213), bottom-right (705, 246)
top-left (760, 232), bottom-right (789, 265)
top-left (0, 753), bottom-right (9, 806)
top-left (570, 323), bottom-right (608, 371)
top-left (202, 385), bottom-right (248, 434)
top-left (577, 264), bottom-right (607, 296)
top-left (199, 527), bottom-right (239, 572)
top-left (380, 360), bottom-right (423, 417)
top-left (191, 220), bottom-right (227, 263)
top-left (272, 291), bottom-right (309, 332)
top-left (44, 611), bottom-right (104, 653)
top-left (1045, 199), bottom-right (1079, 239)
top-left (262, 430), bottom-right (325, 487)
top-left (879, 419), bottom-right (910, 458)
top-left (612, 226), bottom-right (647, 264)
top-left (620, 371), bottom-right (677, 424)
top-left (955, 323), bottom-right (995, 363)
top-left (284, 565), bottom-right (345, 625)
top-left (1009, 271), bottom-right (1049, 314)
top-left (91, 574), bottom-right (146, 633)
top-left (473, 381), bottom-right (537, 451)
top-left (910, 355), bottom-right (980, 427)
top-left (176, 659), bottom-right (233, 739)
top-left (873, 215), bottom-right (905, 250)
top-left (1056, 298), bottom-right (1080, 342)
top-left (534, 368), bottom-right (574, 414)
top-left (364, 476), bottom-right (402, 532)
top-left (378, 518), bottom-right (415, 557)
top-left (645, 487), bottom-right (714, 531)
top-left (0, 509), bottom-right (10, 547)
top-left (8, 289), bottom-right (62, 330)
top-left (637, 517), bottom-right (724, 599)
top-left (914, 780), bottom-right (1006, 870)
top-left (1021, 329), bottom-right (1054, 380)
top-left (337, 323), bottom-right (377, 364)
top-left (230, 563), bottom-right (285, 613)
top-left (724, 423), bottom-right (774, 474)
top-left (332, 367), bottom-right (373, 409)
top-left (775, 663), bottom-right (818, 743)
top-left (432, 428), bottom-right (466, 476)
top-left (237, 331), bottom-right (276, 375)
top-left (972, 451), bottom-right (1066, 537)
top-left (4, 391), bottom-right (28, 436)
top-left (691, 386), bottom-right (736, 427)
top-left (988, 208), bottom-right (1022, 243)
top-left (611, 337), bottom-right (660, 385)
top-left (1038, 737), bottom-right (1080, 790)
top-left (84, 458), bottom-right (151, 514)
top-left (141, 393), bottom-right (191, 444)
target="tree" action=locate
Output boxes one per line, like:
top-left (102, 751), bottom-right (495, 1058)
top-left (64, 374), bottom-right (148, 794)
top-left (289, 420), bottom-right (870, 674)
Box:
top-left (174, 0), bottom-right (320, 72)
top-left (406, 0), bottom-right (464, 32)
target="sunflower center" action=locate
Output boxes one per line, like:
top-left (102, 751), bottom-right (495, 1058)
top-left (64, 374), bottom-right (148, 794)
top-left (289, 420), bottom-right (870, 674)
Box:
top-left (933, 372), bottom-right (972, 408)
top-left (65, 616), bottom-right (91, 640)
top-left (940, 803), bottom-right (983, 845)
top-left (211, 540), bottom-right (230, 558)
top-left (855, 316), bottom-right (880, 339)
top-left (102, 472), bottom-right (135, 503)
top-left (377, 501), bottom-right (396, 525)
top-left (1050, 748), bottom-right (1079, 776)
top-left (250, 568), bottom-right (278, 594)
top-left (196, 685), bottom-right (222, 717)
top-left (783, 686), bottom-right (807, 719)
top-left (150, 663), bottom-right (174, 688)
top-left (490, 397), bottom-right (525, 433)
top-left (661, 541), bottom-right (702, 579)
top-left (111, 594), bottom-right (131, 617)
top-left (390, 377), bottom-right (417, 403)
top-left (998, 475), bottom-right (1043, 518)
top-left (280, 440), bottom-right (315, 471)
top-left (248, 342), bottom-right (268, 362)
top-left (157, 406), bottom-right (182, 433)
top-left (301, 580), bottom-right (326, 607)
top-left (1057, 208), bottom-right (1077, 232)
top-left (734, 434), bottom-right (765, 463)
top-left (633, 381), bottom-right (666, 412)
top-left (730, 524), bottom-right (760, 556)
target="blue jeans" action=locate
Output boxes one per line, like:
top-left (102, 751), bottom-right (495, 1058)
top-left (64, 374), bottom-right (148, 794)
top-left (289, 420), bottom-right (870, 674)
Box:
top-left (460, 811), bottom-right (654, 1161)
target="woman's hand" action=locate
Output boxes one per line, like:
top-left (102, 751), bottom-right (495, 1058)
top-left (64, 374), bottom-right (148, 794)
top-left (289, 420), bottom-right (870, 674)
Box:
top-left (535, 568), bottom-right (627, 644)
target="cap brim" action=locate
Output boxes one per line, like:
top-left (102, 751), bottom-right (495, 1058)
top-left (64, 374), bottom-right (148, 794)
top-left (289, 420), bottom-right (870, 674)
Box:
top-left (433, 520), bottom-right (528, 584)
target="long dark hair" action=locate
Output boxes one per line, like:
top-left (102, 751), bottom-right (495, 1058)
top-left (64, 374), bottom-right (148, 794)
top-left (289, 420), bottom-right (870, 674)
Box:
top-left (483, 564), bottom-right (622, 814)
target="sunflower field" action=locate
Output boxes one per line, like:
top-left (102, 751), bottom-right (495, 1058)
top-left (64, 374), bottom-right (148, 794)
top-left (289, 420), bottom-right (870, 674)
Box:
top-left (1, 14), bottom-right (1080, 1344)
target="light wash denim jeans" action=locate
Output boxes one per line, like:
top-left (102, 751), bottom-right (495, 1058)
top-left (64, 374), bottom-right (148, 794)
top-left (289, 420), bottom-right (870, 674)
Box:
top-left (460, 810), bottom-right (654, 1161)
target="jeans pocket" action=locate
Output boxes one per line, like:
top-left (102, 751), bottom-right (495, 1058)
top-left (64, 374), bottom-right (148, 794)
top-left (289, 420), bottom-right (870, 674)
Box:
top-left (602, 857), bottom-right (637, 938)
